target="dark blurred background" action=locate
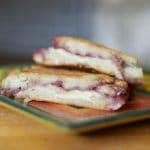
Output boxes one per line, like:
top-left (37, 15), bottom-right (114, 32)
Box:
top-left (0, 0), bottom-right (150, 70)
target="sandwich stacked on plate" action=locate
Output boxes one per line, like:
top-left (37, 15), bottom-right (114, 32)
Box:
top-left (1, 36), bottom-right (143, 110)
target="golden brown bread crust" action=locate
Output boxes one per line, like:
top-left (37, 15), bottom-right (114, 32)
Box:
top-left (32, 62), bottom-right (105, 73)
top-left (34, 62), bottom-right (119, 78)
top-left (35, 58), bottom-right (121, 80)
top-left (24, 66), bottom-right (113, 79)
top-left (51, 36), bottom-right (138, 64)
top-left (22, 66), bottom-right (127, 88)
top-left (26, 65), bottom-right (100, 74)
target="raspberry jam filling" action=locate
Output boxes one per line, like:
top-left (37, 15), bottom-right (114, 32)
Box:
top-left (2, 79), bottom-right (128, 101)
top-left (34, 45), bottom-right (125, 80)
top-left (51, 36), bottom-right (124, 65)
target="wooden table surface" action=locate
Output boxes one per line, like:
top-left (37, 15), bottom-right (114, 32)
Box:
top-left (0, 104), bottom-right (149, 150)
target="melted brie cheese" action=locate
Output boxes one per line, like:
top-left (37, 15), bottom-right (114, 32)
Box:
top-left (15, 85), bottom-right (125, 110)
top-left (2, 71), bottom-right (127, 110)
top-left (34, 47), bottom-right (143, 84)
top-left (45, 48), bottom-right (123, 79)
top-left (16, 85), bottom-right (108, 109)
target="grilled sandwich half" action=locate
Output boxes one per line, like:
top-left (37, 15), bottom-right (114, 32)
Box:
top-left (1, 66), bottom-right (129, 110)
top-left (33, 36), bottom-right (143, 85)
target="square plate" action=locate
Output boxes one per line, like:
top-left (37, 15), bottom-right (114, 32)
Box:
top-left (0, 64), bottom-right (150, 132)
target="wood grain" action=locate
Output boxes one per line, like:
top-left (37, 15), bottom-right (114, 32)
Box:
top-left (0, 104), bottom-right (149, 150)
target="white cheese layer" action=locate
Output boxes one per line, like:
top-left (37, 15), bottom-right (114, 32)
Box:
top-left (16, 85), bottom-right (107, 109)
top-left (2, 73), bottom-right (101, 91)
top-left (123, 66), bottom-right (143, 84)
top-left (2, 74), bottom-right (126, 110)
top-left (45, 48), bottom-right (123, 79)
top-left (15, 85), bottom-right (124, 110)
top-left (34, 47), bottom-right (143, 83)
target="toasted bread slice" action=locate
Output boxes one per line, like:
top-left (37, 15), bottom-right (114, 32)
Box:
top-left (1, 66), bottom-right (128, 110)
top-left (33, 36), bottom-right (143, 85)
top-left (51, 36), bottom-right (137, 64)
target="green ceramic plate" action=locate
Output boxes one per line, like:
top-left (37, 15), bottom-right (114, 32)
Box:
top-left (0, 64), bottom-right (150, 132)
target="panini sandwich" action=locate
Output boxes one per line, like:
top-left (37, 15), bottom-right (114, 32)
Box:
top-left (1, 66), bottom-right (129, 110)
top-left (33, 36), bottom-right (143, 85)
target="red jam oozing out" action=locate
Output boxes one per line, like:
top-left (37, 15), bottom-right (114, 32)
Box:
top-left (34, 45), bottom-right (125, 80)
top-left (3, 79), bottom-right (127, 101)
